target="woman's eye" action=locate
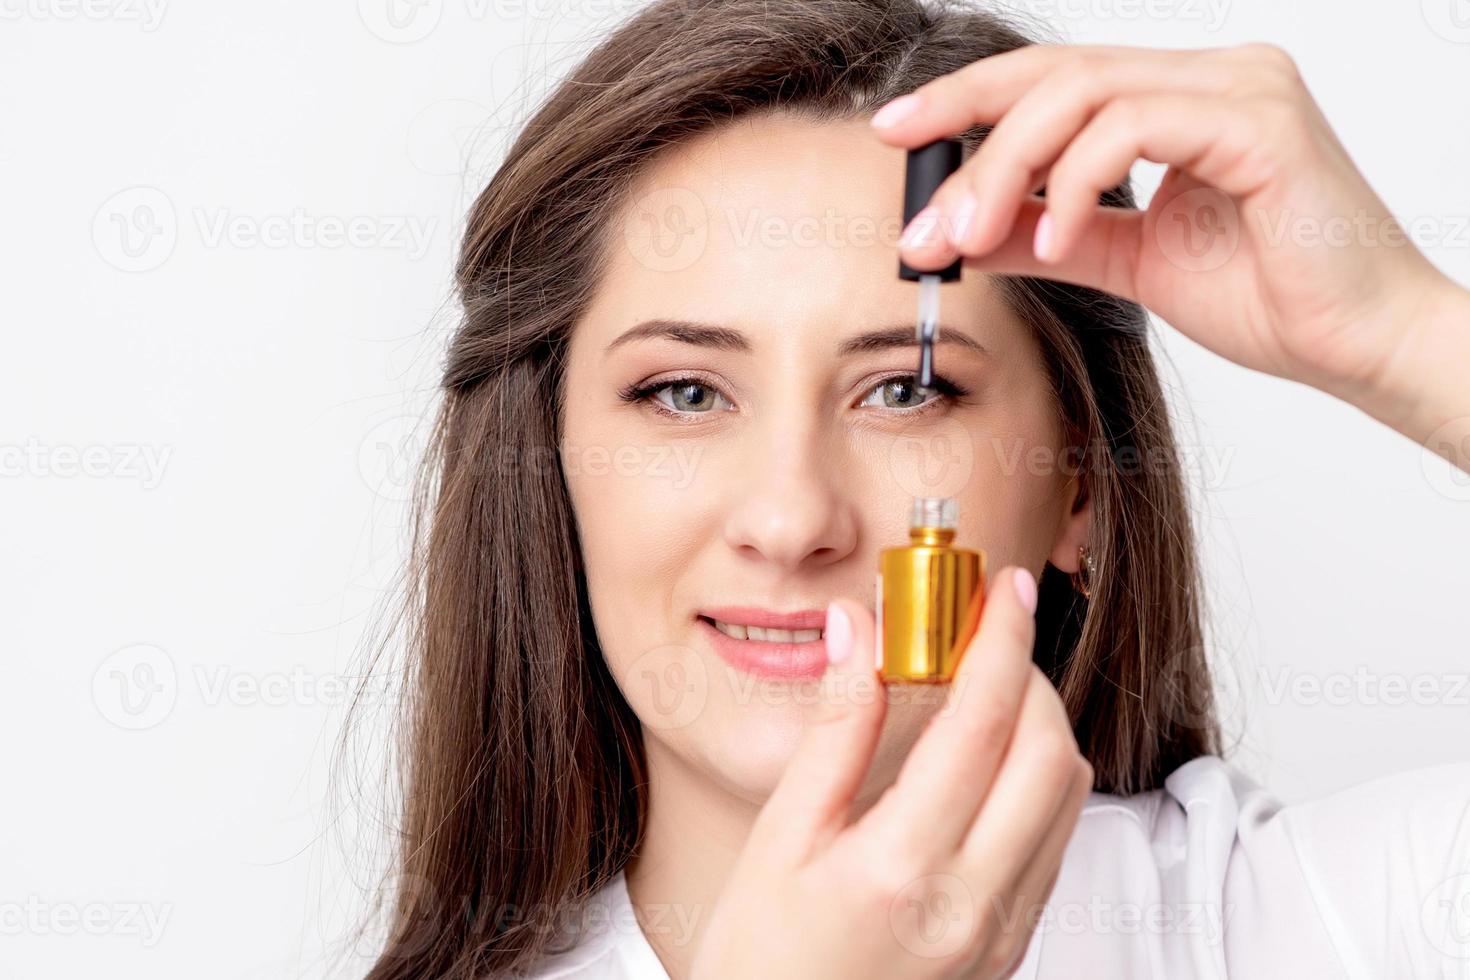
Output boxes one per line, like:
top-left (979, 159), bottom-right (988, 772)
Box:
top-left (859, 376), bottom-right (941, 411)
top-left (653, 380), bottom-right (730, 414)
top-left (621, 372), bottom-right (963, 418)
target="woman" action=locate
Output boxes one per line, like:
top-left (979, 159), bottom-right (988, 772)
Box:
top-left (358, 0), bottom-right (1470, 977)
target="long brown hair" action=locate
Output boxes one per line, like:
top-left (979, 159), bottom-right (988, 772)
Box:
top-left (358, 1), bottom-right (1219, 976)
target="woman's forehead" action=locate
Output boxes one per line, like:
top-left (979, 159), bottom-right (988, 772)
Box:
top-left (583, 112), bottom-right (1015, 353)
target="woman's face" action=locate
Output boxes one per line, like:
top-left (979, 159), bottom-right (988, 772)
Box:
top-left (561, 112), bottom-right (1089, 808)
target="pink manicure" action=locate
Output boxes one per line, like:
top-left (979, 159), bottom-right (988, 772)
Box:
top-left (825, 602), bottom-right (852, 664)
top-left (1014, 568), bottom-right (1038, 615)
top-left (899, 206), bottom-right (939, 248)
top-left (871, 94), bottom-right (920, 128)
top-left (1033, 212), bottom-right (1056, 262)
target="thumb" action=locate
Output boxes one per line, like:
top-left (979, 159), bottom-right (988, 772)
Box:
top-left (749, 597), bottom-right (888, 862)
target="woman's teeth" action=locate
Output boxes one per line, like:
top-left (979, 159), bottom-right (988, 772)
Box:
top-left (710, 619), bottom-right (823, 643)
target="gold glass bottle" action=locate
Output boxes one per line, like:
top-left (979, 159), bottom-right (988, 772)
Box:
top-left (876, 497), bottom-right (986, 683)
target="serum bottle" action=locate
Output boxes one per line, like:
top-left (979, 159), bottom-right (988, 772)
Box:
top-left (876, 496), bottom-right (986, 683)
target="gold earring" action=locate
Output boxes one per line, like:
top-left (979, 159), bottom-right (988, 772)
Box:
top-left (1073, 544), bottom-right (1097, 598)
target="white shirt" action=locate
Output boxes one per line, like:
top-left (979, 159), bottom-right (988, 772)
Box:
top-left (525, 755), bottom-right (1470, 978)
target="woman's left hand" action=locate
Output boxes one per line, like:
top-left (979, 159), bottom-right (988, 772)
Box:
top-left (874, 43), bottom-right (1470, 448)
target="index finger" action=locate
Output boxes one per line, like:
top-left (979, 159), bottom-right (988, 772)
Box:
top-left (869, 44), bottom-right (1175, 146)
top-left (849, 566), bottom-right (1040, 856)
top-left (749, 597), bottom-right (889, 863)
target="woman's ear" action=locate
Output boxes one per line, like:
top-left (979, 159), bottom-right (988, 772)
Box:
top-left (1048, 475), bottom-right (1092, 574)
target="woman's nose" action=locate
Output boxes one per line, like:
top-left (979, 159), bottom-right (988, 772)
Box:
top-left (720, 425), bottom-right (859, 571)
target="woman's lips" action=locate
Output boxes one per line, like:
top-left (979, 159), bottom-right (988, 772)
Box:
top-left (697, 614), bottom-right (830, 681)
top-left (700, 606), bottom-right (827, 632)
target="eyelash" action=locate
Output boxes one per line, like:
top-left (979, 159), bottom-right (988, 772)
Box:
top-left (616, 372), bottom-right (971, 421)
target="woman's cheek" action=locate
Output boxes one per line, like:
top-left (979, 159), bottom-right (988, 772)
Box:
top-left (950, 396), bottom-right (1069, 564)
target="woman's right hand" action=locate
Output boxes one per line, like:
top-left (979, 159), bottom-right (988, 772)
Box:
top-left (688, 567), bottom-right (1093, 980)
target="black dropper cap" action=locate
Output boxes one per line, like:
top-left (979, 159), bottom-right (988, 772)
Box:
top-left (898, 138), bottom-right (964, 283)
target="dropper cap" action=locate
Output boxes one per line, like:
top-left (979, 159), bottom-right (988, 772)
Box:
top-left (898, 138), bottom-right (964, 283)
top-left (911, 496), bottom-right (958, 530)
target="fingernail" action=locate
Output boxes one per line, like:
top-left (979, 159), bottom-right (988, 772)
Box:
top-left (825, 602), bottom-right (852, 664)
top-left (949, 194), bottom-right (977, 245)
top-left (1013, 567), bottom-right (1038, 615)
top-left (871, 94), bottom-right (920, 129)
top-left (1033, 211), bottom-right (1056, 262)
top-left (899, 206), bottom-right (939, 248)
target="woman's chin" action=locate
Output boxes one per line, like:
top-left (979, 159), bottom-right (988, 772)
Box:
top-left (637, 668), bottom-right (943, 808)
top-left (698, 699), bottom-right (810, 801)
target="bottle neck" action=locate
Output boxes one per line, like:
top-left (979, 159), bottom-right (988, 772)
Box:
top-left (909, 526), bottom-right (955, 547)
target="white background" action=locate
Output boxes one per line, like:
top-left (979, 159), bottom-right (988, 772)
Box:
top-left (3, 0), bottom-right (1469, 976)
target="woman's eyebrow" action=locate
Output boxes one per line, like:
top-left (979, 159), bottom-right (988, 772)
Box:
top-left (835, 325), bottom-right (989, 358)
top-left (605, 318), bottom-right (989, 357)
top-left (605, 318), bottom-right (750, 355)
